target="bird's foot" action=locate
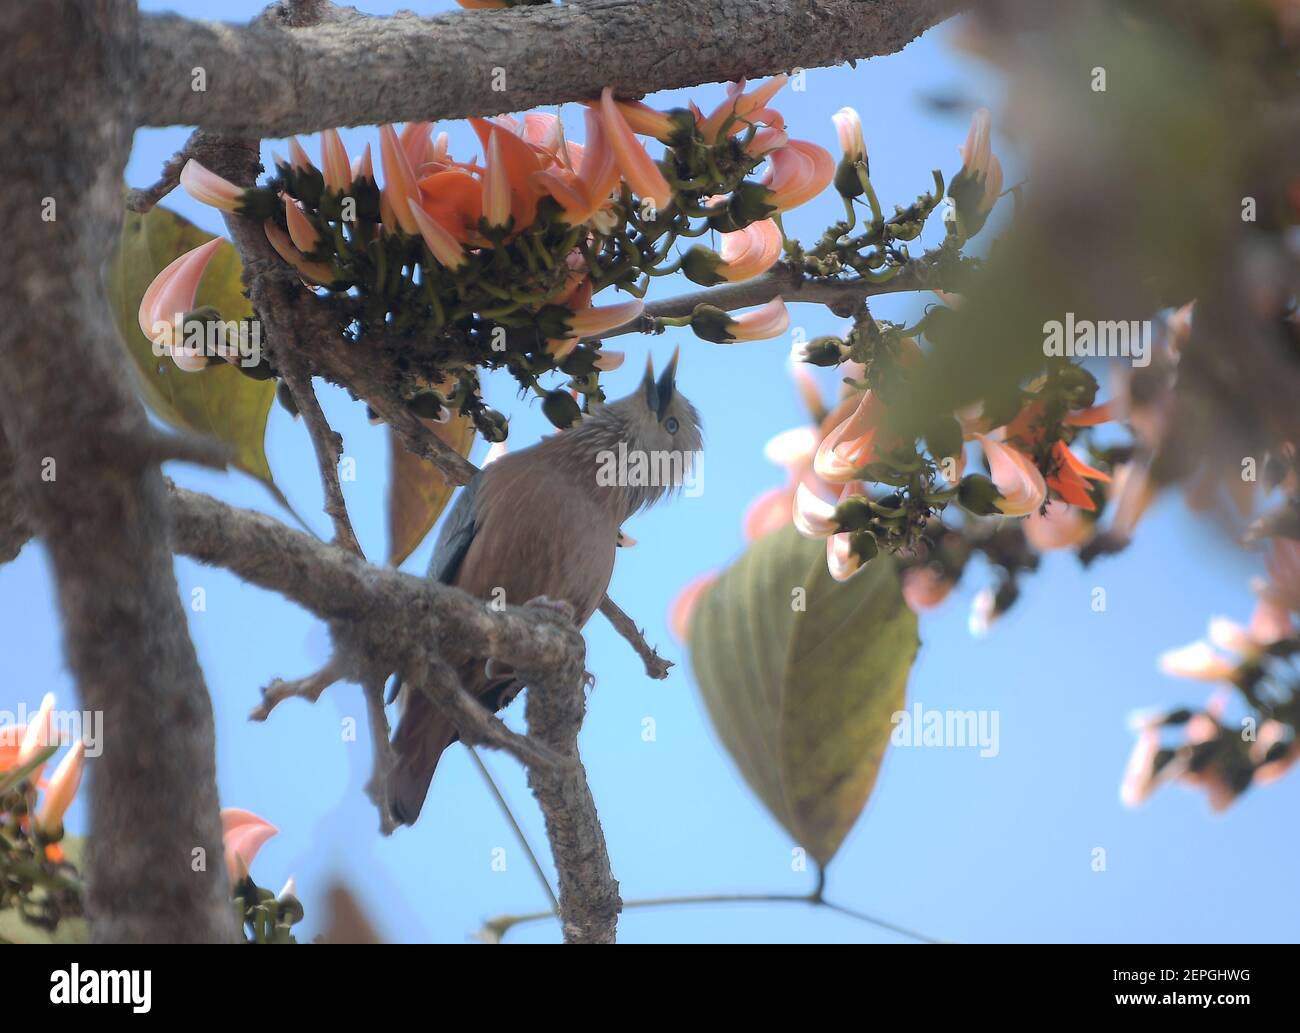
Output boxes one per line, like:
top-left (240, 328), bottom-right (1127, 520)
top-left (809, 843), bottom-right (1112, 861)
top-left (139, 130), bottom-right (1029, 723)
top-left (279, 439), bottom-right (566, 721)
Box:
top-left (524, 594), bottom-right (575, 620)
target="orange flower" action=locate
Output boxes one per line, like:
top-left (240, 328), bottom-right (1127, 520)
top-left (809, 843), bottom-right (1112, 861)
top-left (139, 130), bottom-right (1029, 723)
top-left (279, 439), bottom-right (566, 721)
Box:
top-left (902, 565), bottom-right (955, 612)
top-left (1024, 499), bottom-right (1095, 551)
top-left (532, 109), bottom-right (620, 226)
top-left (470, 118), bottom-right (545, 230)
top-left (1048, 441), bottom-right (1111, 511)
top-left (15, 693), bottom-right (56, 779)
top-left (221, 808), bottom-right (278, 882)
top-left (723, 297), bottom-right (790, 342)
top-left (698, 76), bottom-right (788, 142)
top-left (35, 740), bottom-right (85, 834)
top-left (974, 434), bottom-right (1047, 516)
top-left (320, 129), bottom-right (351, 193)
top-left (760, 140), bottom-right (835, 212)
top-left (599, 87), bottom-right (673, 211)
top-left (716, 218), bottom-right (783, 282)
top-left (179, 159), bottom-right (246, 213)
top-left (408, 201), bottom-right (468, 270)
top-left (138, 237), bottom-right (224, 371)
top-left (814, 390), bottom-right (883, 483)
top-left (379, 124), bottom-right (422, 234)
top-left (831, 106), bottom-right (866, 163)
top-left (417, 169), bottom-right (484, 243)
top-left (283, 195), bottom-right (323, 253)
top-left (264, 220), bottom-right (337, 284)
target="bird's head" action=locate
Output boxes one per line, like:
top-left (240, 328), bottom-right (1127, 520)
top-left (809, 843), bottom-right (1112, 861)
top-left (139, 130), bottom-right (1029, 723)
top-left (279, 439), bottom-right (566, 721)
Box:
top-left (567, 348), bottom-right (703, 514)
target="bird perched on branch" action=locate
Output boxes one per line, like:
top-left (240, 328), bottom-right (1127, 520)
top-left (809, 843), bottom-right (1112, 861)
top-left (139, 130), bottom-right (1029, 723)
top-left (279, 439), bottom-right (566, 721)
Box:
top-left (389, 350), bottom-right (702, 825)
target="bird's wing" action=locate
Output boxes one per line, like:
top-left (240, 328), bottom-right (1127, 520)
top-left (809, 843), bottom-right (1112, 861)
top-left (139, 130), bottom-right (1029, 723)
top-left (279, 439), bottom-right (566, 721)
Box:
top-left (427, 472), bottom-right (483, 585)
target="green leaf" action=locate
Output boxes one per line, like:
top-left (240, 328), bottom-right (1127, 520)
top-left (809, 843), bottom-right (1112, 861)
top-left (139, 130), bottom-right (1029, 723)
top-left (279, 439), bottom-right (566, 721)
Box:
top-left (108, 204), bottom-right (286, 506)
top-left (688, 525), bottom-right (918, 866)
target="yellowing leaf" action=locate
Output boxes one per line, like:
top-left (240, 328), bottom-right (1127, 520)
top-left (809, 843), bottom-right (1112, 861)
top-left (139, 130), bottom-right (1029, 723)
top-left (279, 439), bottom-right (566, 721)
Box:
top-left (108, 205), bottom-right (283, 504)
top-left (387, 415), bottom-right (475, 567)
top-left (688, 525), bottom-right (918, 866)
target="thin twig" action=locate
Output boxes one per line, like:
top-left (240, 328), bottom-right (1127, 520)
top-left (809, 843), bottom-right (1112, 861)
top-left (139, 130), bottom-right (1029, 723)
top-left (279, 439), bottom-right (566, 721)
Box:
top-left (124, 131), bottom-right (199, 213)
top-left (417, 659), bottom-right (568, 772)
top-left (280, 358), bottom-right (364, 557)
top-left (467, 746), bottom-right (560, 913)
top-left (598, 596), bottom-right (673, 680)
top-left (361, 675), bottom-right (398, 836)
top-left (482, 891), bottom-right (944, 944)
top-left (251, 658), bottom-right (345, 721)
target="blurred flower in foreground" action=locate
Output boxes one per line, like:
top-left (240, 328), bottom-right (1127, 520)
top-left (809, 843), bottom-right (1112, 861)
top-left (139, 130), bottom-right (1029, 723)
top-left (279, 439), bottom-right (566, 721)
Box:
top-left (1123, 556), bottom-right (1300, 811)
top-left (221, 807), bottom-right (279, 882)
top-left (137, 236), bottom-right (223, 372)
top-left (0, 693), bottom-right (86, 864)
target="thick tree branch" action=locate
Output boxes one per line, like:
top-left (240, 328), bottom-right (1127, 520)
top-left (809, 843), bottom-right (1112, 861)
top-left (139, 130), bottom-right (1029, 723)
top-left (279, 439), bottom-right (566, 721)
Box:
top-left (135, 0), bottom-right (960, 136)
top-left (0, 0), bottom-right (236, 943)
top-left (166, 482), bottom-right (616, 939)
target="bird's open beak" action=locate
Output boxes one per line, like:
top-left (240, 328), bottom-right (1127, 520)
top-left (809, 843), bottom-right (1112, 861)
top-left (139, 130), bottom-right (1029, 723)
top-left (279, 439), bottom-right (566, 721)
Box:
top-left (641, 354), bottom-right (658, 412)
top-left (655, 347), bottom-right (679, 419)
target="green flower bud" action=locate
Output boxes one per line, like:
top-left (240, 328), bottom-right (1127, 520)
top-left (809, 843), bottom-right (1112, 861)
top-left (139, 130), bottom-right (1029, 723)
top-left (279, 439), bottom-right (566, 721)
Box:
top-left (833, 495), bottom-right (875, 531)
top-left (834, 157), bottom-right (864, 199)
top-left (533, 304), bottom-right (576, 341)
top-left (957, 473), bottom-right (1002, 516)
top-left (476, 407), bottom-right (509, 443)
top-left (799, 335), bottom-right (845, 367)
top-left (559, 345), bottom-right (599, 376)
top-left (850, 530), bottom-right (880, 563)
top-left (681, 245), bottom-right (728, 287)
top-left (687, 304), bottom-right (736, 343)
top-left (923, 415), bottom-right (963, 460)
top-left (919, 304), bottom-right (961, 346)
top-left (542, 390), bottom-right (582, 429)
top-left (1058, 364), bottom-right (1098, 409)
top-left (407, 390), bottom-right (446, 420)
top-left (712, 181), bottom-right (777, 232)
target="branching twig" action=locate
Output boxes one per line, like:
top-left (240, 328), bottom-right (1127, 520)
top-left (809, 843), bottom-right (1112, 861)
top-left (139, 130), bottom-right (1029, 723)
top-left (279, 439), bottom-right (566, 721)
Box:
top-left (360, 674), bottom-right (398, 836)
top-left (416, 656), bottom-right (568, 772)
top-left (599, 596), bottom-right (673, 680)
top-left (250, 657), bottom-right (345, 721)
top-left (124, 131), bottom-right (200, 213)
top-left (481, 890), bottom-right (944, 944)
top-left (279, 357), bottom-right (364, 557)
top-left (468, 747), bottom-right (560, 914)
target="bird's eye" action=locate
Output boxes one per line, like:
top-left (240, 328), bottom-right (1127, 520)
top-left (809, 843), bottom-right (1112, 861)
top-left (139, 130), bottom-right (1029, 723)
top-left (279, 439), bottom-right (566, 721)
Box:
top-left (664, 416), bottom-right (680, 434)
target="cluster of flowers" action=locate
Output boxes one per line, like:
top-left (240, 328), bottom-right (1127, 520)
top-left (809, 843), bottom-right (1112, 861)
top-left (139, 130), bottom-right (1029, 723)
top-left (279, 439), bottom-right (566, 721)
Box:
top-left (0, 695), bottom-right (86, 855)
top-left (785, 311), bottom-right (1113, 585)
top-left (149, 77), bottom-right (832, 435)
top-left (1122, 538), bottom-right (1300, 811)
top-left (1, 695), bottom-right (292, 939)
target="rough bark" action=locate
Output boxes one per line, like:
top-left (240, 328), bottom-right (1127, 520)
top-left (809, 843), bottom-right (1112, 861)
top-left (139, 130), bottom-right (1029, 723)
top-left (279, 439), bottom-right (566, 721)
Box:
top-left (0, 1), bottom-right (236, 942)
top-left (135, 0), bottom-right (960, 136)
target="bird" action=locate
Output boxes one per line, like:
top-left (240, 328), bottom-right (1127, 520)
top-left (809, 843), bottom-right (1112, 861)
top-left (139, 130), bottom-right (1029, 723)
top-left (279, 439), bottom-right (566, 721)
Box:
top-left (388, 350), bottom-right (702, 825)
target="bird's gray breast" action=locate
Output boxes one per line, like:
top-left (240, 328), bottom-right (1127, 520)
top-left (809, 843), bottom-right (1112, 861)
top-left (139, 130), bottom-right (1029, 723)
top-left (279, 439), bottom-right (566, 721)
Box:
top-left (448, 451), bottom-right (622, 628)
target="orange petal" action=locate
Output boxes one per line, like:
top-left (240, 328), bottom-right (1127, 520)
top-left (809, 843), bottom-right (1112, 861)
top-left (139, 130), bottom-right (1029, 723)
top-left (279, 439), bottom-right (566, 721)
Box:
top-left (600, 87), bottom-right (672, 211)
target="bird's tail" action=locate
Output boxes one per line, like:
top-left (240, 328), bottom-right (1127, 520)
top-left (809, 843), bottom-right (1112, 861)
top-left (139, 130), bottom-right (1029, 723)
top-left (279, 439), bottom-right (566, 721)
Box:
top-left (388, 662), bottom-right (522, 826)
top-left (389, 687), bottom-right (458, 826)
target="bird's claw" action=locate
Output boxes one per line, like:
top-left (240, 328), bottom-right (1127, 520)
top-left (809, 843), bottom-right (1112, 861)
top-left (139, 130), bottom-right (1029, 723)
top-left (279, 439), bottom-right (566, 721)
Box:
top-left (524, 594), bottom-right (575, 620)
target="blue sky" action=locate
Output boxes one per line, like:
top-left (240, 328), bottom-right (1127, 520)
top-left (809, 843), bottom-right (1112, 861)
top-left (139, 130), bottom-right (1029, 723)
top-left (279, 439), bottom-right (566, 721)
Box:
top-left (2, 0), bottom-right (1296, 943)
